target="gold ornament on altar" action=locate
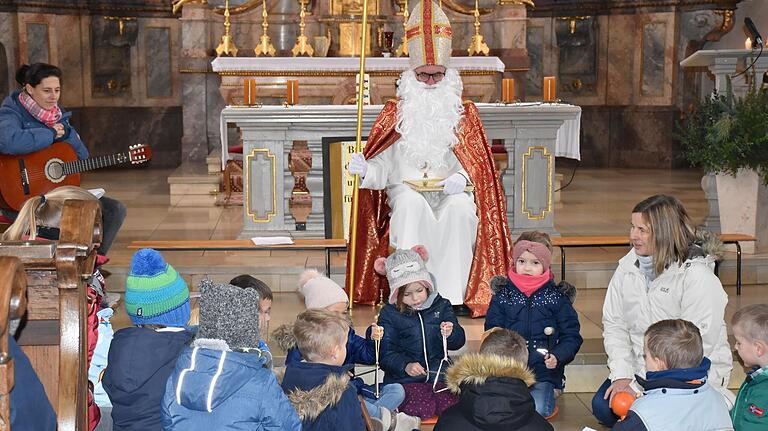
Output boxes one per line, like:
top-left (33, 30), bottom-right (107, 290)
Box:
top-left (255, 0), bottom-right (276, 56)
top-left (405, 1), bottom-right (453, 68)
top-left (496, 0), bottom-right (534, 6)
top-left (216, 0), bottom-right (239, 56)
top-left (467, 0), bottom-right (489, 56)
top-left (292, 0), bottom-right (314, 56)
top-left (395, 0), bottom-right (409, 57)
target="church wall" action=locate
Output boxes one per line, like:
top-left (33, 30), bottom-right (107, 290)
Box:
top-left (0, 4), bottom-right (183, 167)
top-left (528, 3), bottom-right (739, 168)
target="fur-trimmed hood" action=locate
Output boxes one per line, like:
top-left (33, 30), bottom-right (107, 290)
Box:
top-left (446, 353), bottom-right (536, 394)
top-left (438, 353), bottom-right (554, 431)
top-left (271, 323), bottom-right (297, 353)
top-left (285, 372), bottom-right (350, 421)
top-left (689, 229), bottom-right (724, 261)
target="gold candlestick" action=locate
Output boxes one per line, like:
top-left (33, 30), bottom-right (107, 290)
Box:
top-left (255, 0), bottom-right (276, 56)
top-left (467, 0), bottom-right (489, 56)
top-left (395, 0), bottom-right (409, 57)
top-left (292, 0), bottom-right (314, 57)
top-left (216, 0), bottom-right (239, 57)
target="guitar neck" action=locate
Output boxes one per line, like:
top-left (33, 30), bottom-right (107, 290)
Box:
top-left (63, 152), bottom-right (130, 175)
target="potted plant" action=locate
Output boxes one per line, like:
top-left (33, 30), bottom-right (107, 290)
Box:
top-left (679, 82), bottom-right (768, 253)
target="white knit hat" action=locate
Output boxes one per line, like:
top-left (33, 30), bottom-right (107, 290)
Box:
top-left (297, 269), bottom-right (349, 309)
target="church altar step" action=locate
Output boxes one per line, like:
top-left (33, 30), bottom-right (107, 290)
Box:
top-left (167, 162), bottom-right (221, 207)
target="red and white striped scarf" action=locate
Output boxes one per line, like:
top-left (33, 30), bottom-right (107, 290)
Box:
top-left (18, 90), bottom-right (62, 127)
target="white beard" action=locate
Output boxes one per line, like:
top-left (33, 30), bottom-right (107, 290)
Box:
top-left (395, 67), bottom-right (464, 172)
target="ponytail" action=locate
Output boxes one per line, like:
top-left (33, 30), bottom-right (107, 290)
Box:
top-left (1, 186), bottom-right (97, 241)
top-left (2, 196), bottom-right (43, 241)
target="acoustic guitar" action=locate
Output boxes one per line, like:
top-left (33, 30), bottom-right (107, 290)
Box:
top-left (0, 141), bottom-right (151, 211)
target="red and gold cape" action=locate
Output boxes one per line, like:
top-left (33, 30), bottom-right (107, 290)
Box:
top-left (345, 100), bottom-right (512, 317)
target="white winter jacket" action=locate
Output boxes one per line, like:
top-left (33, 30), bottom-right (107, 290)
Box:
top-left (602, 247), bottom-right (732, 390)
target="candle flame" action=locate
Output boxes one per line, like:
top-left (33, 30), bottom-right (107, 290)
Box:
top-left (746, 37), bottom-right (752, 49)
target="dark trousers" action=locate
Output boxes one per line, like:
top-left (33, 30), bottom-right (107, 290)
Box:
top-left (10, 196), bottom-right (126, 255)
top-left (591, 378), bottom-right (620, 427)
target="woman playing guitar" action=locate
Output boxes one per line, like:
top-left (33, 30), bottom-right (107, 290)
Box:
top-left (0, 63), bottom-right (126, 255)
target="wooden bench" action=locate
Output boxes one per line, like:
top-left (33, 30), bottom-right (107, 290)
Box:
top-left (0, 200), bottom-right (102, 431)
top-left (128, 238), bottom-right (348, 276)
top-left (0, 256), bottom-right (28, 430)
top-left (552, 234), bottom-right (757, 295)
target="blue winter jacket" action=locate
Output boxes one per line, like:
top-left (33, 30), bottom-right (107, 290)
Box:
top-left (163, 343), bottom-right (301, 431)
top-left (281, 361), bottom-right (365, 431)
top-left (102, 327), bottom-right (194, 431)
top-left (378, 293), bottom-right (466, 384)
top-left (613, 358), bottom-right (734, 431)
top-left (9, 335), bottom-right (57, 430)
top-left (0, 90), bottom-right (89, 159)
top-left (484, 277), bottom-right (582, 389)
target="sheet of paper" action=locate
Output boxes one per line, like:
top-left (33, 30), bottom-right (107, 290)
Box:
top-left (251, 236), bottom-right (294, 246)
top-left (88, 188), bottom-right (106, 199)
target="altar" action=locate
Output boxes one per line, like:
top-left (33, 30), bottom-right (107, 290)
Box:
top-left (221, 102), bottom-right (582, 240)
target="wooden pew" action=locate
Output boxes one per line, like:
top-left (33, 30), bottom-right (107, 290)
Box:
top-left (0, 256), bottom-right (29, 431)
top-left (0, 200), bottom-right (102, 431)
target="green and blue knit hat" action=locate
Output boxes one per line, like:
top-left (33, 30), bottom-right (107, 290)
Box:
top-left (125, 248), bottom-right (190, 326)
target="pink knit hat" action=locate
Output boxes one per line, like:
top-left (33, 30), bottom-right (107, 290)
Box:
top-left (297, 269), bottom-right (349, 309)
top-left (512, 240), bottom-right (552, 271)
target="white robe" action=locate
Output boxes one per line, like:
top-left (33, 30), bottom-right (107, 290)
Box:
top-left (359, 140), bottom-right (478, 304)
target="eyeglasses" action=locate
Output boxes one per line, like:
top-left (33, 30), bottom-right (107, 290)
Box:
top-left (416, 71), bottom-right (445, 83)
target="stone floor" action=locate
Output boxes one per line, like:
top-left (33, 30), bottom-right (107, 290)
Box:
top-left (82, 166), bottom-right (765, 431)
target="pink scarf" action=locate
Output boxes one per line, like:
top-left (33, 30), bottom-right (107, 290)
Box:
top-left (507, 268), bottom-right (553, 297)
top-left (18, 90), bottom-right (61, 127)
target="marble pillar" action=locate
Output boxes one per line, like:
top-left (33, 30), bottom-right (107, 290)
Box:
top-left (180, 4), bottom-right (211, 162)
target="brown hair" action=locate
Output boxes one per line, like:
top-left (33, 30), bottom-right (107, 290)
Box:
top-left (514, 231), bottom-right (553, 252)
top-left (293, 309), bottom-right (349, 362)
top-left (230, 274), bottom-right (274, 301)
top-left (480, 327), bottom-right (529, 364)
top-left (632, 195), bottom-right (696, 275)
top-left (395, 281), bottom-right (429, 314)
top-left (732, 304), bottom-right (768, 344)
top-left (2, 186), bottom-right (97, 241)
top-left (645, 319), bottom-right (703, 370)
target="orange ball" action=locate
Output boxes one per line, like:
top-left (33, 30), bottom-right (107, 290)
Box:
top-left (611, 392), bottom-right (635, 419)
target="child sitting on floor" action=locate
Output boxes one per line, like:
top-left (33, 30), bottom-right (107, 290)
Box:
top-left (485, 231), bottom-right (583, 419)
top-left (102, 248), bottom-right (194, 431)
top-left (730, 304), bottom-right (768, 431)
top-left (613, 319), bottom-right (733, 431)
top-left (376, 245), bottom-right (466, 420)
top-left (435, 327), bottom-right (554, 431)
top-left (162, 280), bottom-right (300, 430)
top-left (273, 270), bottom-right (414, 428)
top-left (281, 309), bottom-right (373, 431)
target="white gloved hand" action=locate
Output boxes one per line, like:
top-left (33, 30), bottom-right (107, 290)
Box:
top-left (348, 153), bottom-right (368, 177)
top-left (437, 172), bottom-right (467, 195)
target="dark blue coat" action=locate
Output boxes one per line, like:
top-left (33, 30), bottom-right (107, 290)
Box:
top-left (9, 335), bottom-right (57, 430)
top-left (102, 327), bottom-right (194, 431)
top-left (281, 361), bottom-right (364, 431)
top-left (484, 278), bottom-right (582, 389)
top-left (0, 90), bottom-right (89, 159)
top-left (163, 344), bottom-right (301, 430)
top-left (378, 294), bottom-right (466, 384)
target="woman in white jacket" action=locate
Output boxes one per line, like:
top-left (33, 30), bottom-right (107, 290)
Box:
top-left (591, 195), bottom-right (732, 426)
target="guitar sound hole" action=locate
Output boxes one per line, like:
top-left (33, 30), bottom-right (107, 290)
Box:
top-left (45, 160), bottom-right (65, 182)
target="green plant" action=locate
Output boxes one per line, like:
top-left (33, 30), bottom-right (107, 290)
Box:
top-left (679, 82), bottom-right (768, 184)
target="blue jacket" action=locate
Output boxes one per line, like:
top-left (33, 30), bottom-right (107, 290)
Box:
top-left (484, 276), bottom-right (582, 389)
top-left (281, 361), bottom-right (364, 431)
top-left (8, 335), bottom-right (57, 430)
top-left (163, 342), bottom-right (301, 431)
top-left (280, 325), bottom-right (376, 396)
top-left (613, 358), bottom-right (734, 431)
top-left (102, 327), bottom-right (194, 431)
top-left (0, 90), bottom-right (89, 159)
top-left (378, 293), bottom-right (466, 384)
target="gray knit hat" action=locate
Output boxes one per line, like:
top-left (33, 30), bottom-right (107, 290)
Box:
top-left (374, 245), bottom-right (433, 304)
top-left (197, 279), bottom-right (261, 350)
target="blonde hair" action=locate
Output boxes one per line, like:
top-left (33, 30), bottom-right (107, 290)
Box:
top-left (2, 186), bottom-right (97, 241)
top-left (632, 195), bottom-right (696, 275)
top-left (645, 319), bottom-right (703, 369)
top-left (293, 309), bottom-right (349, 362)
top-left (732, 304), bottom-right (768, 344)
top-left (514, 231), bottom-right (553, 252)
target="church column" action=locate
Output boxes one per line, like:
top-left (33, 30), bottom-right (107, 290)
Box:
top-left (179, 4), bottom-right (211, 162)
